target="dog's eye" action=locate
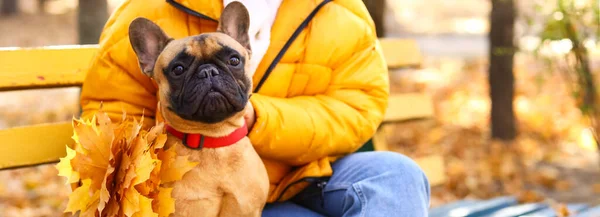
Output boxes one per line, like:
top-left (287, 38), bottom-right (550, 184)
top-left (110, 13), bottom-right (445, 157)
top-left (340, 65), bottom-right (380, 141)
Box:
top-left (172, 65), bottom-right (184, 75)
top-left (228, 57), bottom-right (240, 66)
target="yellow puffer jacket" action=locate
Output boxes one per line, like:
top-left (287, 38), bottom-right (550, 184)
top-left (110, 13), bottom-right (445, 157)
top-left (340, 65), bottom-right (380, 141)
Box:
top-left (80, 0), bottom-right (389, 203)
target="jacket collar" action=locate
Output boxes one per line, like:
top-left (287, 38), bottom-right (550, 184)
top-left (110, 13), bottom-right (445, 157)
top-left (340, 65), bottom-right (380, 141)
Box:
top-left (165, 122), bottom-right (248, 149)
top-left (166, 0), bottom-right (223, 22)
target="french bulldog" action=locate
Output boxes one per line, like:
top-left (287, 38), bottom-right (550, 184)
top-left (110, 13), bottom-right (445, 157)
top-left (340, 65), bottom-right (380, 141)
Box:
top-left (128, 2), bottom-right (269, 217)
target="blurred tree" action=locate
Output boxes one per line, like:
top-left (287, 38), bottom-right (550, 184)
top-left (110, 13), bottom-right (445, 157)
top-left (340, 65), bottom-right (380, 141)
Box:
top-left (489, 0), bottom-right (517, 141)
top-left (78, 0), bottom-right (108, 44)
top-left (38, 0), bottom-right (47, 13)
top-left (523, 0), bottom-right (600, 152)
top-left (1, 0), bottom-right (18, 16)
top-left (363, 0), bottom-right (385, 37)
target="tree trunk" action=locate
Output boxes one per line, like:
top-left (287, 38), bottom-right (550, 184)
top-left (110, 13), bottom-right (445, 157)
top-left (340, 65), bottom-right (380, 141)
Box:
top-left (78, 0), bottom-right (109, 44)
top-left (489, 0), bottom-right (517, 141)
top-left (363, 0), bottom-right (385, 37)
top-left (38, 0), bottom-right (47, 13)
top-left (1, 0), bottom-right (18, 16)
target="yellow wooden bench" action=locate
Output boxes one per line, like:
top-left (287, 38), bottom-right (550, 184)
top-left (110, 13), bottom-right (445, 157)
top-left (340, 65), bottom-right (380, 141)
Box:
top-left (0, 39), bottom-right (445, 185)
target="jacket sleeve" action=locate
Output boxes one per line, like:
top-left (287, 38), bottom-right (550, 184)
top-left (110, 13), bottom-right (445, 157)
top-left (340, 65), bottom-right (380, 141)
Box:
top-left (248, 34), bottom-right (390, 166)
top-left (79, 1), bottom-right (160, 129)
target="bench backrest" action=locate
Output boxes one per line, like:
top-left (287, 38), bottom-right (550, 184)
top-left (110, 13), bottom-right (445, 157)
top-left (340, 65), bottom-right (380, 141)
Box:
top-left (0, 38), bottom-right (430, 170)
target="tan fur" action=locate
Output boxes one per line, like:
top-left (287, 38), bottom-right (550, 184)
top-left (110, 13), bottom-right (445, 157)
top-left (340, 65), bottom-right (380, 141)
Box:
top-left (163, 134), bottom-right (269, 217)
top-left (153, 34), bottom-right (268, 217)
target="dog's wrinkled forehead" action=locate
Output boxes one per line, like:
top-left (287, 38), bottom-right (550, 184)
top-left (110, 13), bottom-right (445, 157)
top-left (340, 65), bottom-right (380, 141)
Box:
top-left (160, 33), bottom-right (248, 64)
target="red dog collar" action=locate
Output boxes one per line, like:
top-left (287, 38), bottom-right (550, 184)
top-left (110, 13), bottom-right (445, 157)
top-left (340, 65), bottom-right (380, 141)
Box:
top-left (165, 122), bottom-right (248, 149)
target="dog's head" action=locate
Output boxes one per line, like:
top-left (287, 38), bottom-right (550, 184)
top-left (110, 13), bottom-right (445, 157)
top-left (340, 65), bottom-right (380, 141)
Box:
top-left (128, 2), bottom-right (252, 128)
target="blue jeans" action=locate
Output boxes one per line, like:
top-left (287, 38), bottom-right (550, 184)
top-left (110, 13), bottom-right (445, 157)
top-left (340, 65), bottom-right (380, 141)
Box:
top-left (262, 151), bottom-right (431, 217)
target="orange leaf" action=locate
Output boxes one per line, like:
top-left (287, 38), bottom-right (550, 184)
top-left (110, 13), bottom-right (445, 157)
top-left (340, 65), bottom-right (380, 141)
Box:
top-left (555, 180), bottom-right (571, 191)
top-left (136, 161), bottom-right (162, 197)
top-left (158, 148), bottom-right (198, 183)
top-left (153, 187), bottom-right (175, 217)
top-left (517, 190), bottom-right (544, 203)
top-left (65, 179), bottom-right (93, 214)
top-left (593, 183), bottom-right (600, 193)
top-left (99, 164), bottom-right (116, 213)
top-left (71, 116), bottom-right (112, 192)
top-left (132, 195), bottom-right (158, 217)
top-left (553, 203), bottom-right (571, 217)
top-left (122, 189), bottom-right (142, 217)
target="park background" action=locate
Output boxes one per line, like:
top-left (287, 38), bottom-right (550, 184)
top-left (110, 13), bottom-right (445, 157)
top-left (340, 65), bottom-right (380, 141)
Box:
top-left (0, 0), bottom-right (599, 216)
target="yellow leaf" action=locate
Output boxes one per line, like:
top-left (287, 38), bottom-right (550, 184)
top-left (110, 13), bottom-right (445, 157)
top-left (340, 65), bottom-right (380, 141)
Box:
top-left (73, 116), bottom-right (110, 164)
top-left (134, 155), bottom-right (158, 186)
top-left (136, 161), bottom-right (162, 197)
top-left (83, 191), bottom-right (101, 217)
top-left (56, 145), bottom-right (80, 184)
top-left (117, 154), bottom-right (135, 196)
top-left (102, 198), bottom-right (121, 217)
top-left (154, 187), bottom-right (175, 217)
top-left (96, 110), bottom-right (115, 148)
top-left (159, 148), bottom-right (198, 183)
top-left (114, 118), bottom-right (142, 146)
top-left (71, 118), bottom-right (112, 191)
top-left (133, 195), bottom-right (159, 217)
top-left (153, 134), bottom-right (167, 151)
top-left (99, 164), bottom-right (116, 214)
top-left (130, 133), bottom-right (159, 186)
top-left (122, 189), bottom-right (142, 217)
top-left (146, 122), bottom-right (165, 145)
top-left (65, 179), bottom-right (94, 214)
top-left (65, 180), bottom-right (101, 217)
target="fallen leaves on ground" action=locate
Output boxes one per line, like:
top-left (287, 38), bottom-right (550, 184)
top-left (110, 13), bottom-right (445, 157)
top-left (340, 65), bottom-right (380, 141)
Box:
top-left (55, 110), bottom-right (197, 217)
top-left (517, 190), bottom-right (545, 203)
top-left (593, 184), bottom-right (600, 194)
top-left (553, 203), bottom-right (571, 217)
top-left (387, 55), bottom-right (600, 207)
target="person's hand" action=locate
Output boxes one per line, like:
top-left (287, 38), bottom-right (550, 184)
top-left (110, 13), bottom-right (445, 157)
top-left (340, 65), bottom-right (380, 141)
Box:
top-left (244, 102), bottom-right (256, 131)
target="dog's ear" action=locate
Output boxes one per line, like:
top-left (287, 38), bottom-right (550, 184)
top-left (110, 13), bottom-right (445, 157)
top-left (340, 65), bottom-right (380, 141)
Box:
top-left (128, 17), bottom-right (172, 77)
top-left (217, 2), bottom-right (251, 51)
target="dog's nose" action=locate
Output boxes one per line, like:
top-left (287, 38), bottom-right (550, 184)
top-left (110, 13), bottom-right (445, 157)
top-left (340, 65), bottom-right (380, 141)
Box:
top-left (197, 65), bottom-right (220, 79)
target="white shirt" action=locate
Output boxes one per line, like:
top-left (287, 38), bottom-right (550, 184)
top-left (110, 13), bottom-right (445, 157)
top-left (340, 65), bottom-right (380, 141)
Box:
top-left (223, 0), bottom-right (283, 76)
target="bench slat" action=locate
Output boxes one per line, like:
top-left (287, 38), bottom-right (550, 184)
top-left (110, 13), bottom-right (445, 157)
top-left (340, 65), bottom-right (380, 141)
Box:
top-left (521, 204), bottom-right (589, 217)
top-left (446, 196), bottom-right (518, 217)
top-left (576, 206), bottom-right (600, 217)
top-left (379, 38), bottom-right (422, 69)
top-left (0, 38), bottom-right (422, 92)
top-left (413, 154), bottom-right (446, 186)
top-left (383, 93), bottom-right (434, 123)
top-left (0, 122), bottom-right (71, 170)
top-left (0, 45), bottom-right (98, 91)
top-left (487, 203), bottom-right (548, 217)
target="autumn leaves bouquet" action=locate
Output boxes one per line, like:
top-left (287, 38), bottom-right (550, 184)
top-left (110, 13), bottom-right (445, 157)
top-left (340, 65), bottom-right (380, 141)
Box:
top-left (56, 110), bottom-right (197, 217)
